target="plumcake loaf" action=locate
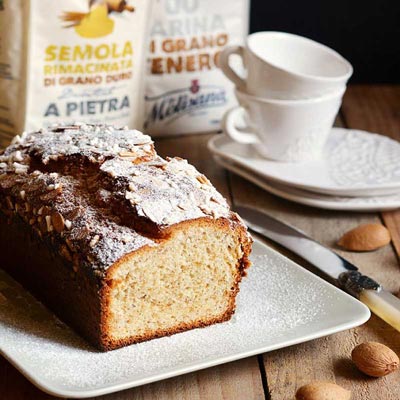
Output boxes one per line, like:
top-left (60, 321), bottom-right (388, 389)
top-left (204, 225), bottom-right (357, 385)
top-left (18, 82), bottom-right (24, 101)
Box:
top-left (0, 124), bottom-right (252, 351)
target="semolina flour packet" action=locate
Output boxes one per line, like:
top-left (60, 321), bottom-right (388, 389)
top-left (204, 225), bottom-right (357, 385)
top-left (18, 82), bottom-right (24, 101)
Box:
top-left (144, 0), bottom-right (249, 136)
top-left (0, 0), bottom-right (152, 143)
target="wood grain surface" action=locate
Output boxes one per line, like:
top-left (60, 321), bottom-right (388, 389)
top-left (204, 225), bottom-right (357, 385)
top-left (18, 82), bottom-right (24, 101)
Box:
top-left (1, 85), bottom-right (400, 399)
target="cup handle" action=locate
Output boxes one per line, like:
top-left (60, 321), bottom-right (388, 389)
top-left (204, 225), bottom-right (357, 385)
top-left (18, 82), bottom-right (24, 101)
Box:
top-left (222, 106), bottom-right (259, 144)
top-left (219, 45), bottom-right (246, 88)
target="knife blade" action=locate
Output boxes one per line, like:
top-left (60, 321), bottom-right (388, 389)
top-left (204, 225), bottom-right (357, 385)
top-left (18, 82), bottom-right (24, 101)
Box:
top-left (237, 204), bottom-right (400, 332)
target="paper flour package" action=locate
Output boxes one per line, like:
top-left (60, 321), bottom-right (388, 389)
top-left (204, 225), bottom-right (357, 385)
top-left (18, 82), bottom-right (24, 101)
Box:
top-left (0, 0), bottom-right (152, 142)
top-left (144, 0), bottom-right (249, 136)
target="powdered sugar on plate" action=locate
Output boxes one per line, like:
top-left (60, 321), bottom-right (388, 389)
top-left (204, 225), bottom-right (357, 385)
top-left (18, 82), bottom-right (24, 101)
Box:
top-left (0, 239), bottom-right (369, 398)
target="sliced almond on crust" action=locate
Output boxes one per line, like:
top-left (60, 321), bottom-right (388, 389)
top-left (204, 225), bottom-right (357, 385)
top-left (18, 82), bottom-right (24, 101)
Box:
top-left (52, 212), bottom-right (65, 233)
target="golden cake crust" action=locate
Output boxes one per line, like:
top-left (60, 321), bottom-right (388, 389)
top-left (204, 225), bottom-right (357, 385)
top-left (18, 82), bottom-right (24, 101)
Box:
top-left (0, 124), bottom-right (252, 350)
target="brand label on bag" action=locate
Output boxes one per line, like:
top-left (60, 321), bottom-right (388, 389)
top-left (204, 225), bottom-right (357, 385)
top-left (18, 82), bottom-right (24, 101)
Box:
top-left (0, 0), bottom-right (150, 141)
top-left (144, 0), bottom-right (248, 136)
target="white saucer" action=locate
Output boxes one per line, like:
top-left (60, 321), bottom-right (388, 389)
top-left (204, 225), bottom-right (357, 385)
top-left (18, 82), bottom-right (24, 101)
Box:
top-left (214, 156), bottom-right (400, 212)
top-left (208, 129), bottom-right (400, 197)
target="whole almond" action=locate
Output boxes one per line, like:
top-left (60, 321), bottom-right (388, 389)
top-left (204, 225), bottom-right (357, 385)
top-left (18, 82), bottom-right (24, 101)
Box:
top-left (296, 381), bottom-right (351, 400)
top-left (338, 223), bottom-right (391, 251)
top-left (352, 342), bottom-right (399, 377)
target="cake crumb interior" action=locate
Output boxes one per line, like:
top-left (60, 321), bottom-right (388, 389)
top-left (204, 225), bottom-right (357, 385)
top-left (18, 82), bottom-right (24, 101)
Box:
top-left (107, 222), bottom-right (243, 341)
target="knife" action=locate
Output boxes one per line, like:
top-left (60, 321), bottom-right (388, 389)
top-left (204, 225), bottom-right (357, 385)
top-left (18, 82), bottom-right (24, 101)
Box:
top-left (237, 204), bottom-right (400, 332)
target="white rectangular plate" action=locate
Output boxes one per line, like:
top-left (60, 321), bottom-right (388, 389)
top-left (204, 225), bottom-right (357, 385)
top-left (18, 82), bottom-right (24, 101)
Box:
top-left (0, 238), bottom-right (370, 398)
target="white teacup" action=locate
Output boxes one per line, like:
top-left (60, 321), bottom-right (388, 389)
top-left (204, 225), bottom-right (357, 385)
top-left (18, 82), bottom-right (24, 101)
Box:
top-left (220, 32), bottom-right (352, 100)
top-left (223, 88), bottom-right (346, 162)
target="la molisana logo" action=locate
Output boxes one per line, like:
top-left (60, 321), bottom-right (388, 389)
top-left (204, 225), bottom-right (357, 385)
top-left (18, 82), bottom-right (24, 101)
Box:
top-left (60, 0), bottom-right (134, 39)
top-left (144, 79), bottom-right (227, 129)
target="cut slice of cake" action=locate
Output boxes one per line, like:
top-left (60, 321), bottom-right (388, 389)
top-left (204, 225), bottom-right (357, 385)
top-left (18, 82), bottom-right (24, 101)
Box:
top-left (0, 124), bottom-right (252, 350)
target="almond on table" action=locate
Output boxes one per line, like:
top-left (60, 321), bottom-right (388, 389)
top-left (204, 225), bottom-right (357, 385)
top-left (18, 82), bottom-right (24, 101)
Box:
top-left (338, 223), bottom-right (391, 251)
top-left (352, 342), bottom-right (399, 377)
top-left (295, 381), bottom-right (351, 400)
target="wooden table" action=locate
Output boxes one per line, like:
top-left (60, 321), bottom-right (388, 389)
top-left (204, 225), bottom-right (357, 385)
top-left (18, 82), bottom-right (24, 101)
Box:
top-left (1, 85), bottom-right (400, 399)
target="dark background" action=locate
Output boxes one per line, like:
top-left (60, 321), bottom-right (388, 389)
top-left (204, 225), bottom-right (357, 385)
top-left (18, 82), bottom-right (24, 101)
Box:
top-left (250, 0), bottom-right (400, 83)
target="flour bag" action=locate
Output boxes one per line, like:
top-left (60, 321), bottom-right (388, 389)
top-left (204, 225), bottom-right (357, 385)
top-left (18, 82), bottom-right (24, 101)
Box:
top-left (0, 0), bottom-right (152, 142)
top-left (144, 0), bottom-right (249, 136)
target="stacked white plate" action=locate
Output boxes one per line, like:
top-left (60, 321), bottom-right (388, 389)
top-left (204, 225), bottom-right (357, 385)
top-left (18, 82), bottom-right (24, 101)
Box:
top-left (208, 128), bottom-right (400, 211)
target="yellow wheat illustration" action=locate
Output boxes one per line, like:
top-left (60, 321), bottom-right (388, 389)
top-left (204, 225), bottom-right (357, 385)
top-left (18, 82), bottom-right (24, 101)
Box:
top-left (60, 0), bottom-right (135, 38)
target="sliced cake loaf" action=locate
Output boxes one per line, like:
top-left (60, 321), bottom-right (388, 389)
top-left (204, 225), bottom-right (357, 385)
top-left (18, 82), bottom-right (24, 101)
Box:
top-left (0, 124), bottom-right (252, 350)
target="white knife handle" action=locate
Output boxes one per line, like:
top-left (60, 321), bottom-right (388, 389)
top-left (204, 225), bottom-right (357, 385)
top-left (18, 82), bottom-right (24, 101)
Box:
top-left (360, 289), bottom-right (400, 332)
top-left (339, 270), bottom-right (400, 332)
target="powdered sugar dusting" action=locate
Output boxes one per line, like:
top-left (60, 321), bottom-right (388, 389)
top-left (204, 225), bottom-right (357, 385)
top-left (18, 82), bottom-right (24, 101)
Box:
top-left (27, 124), bottom-right (154, 165)
top-left (0, 240), bottom-right (363, 396)
top-left (0, 124), bottom-right (240, 273)
top-left (101, 156), bottom-right (230, 226)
